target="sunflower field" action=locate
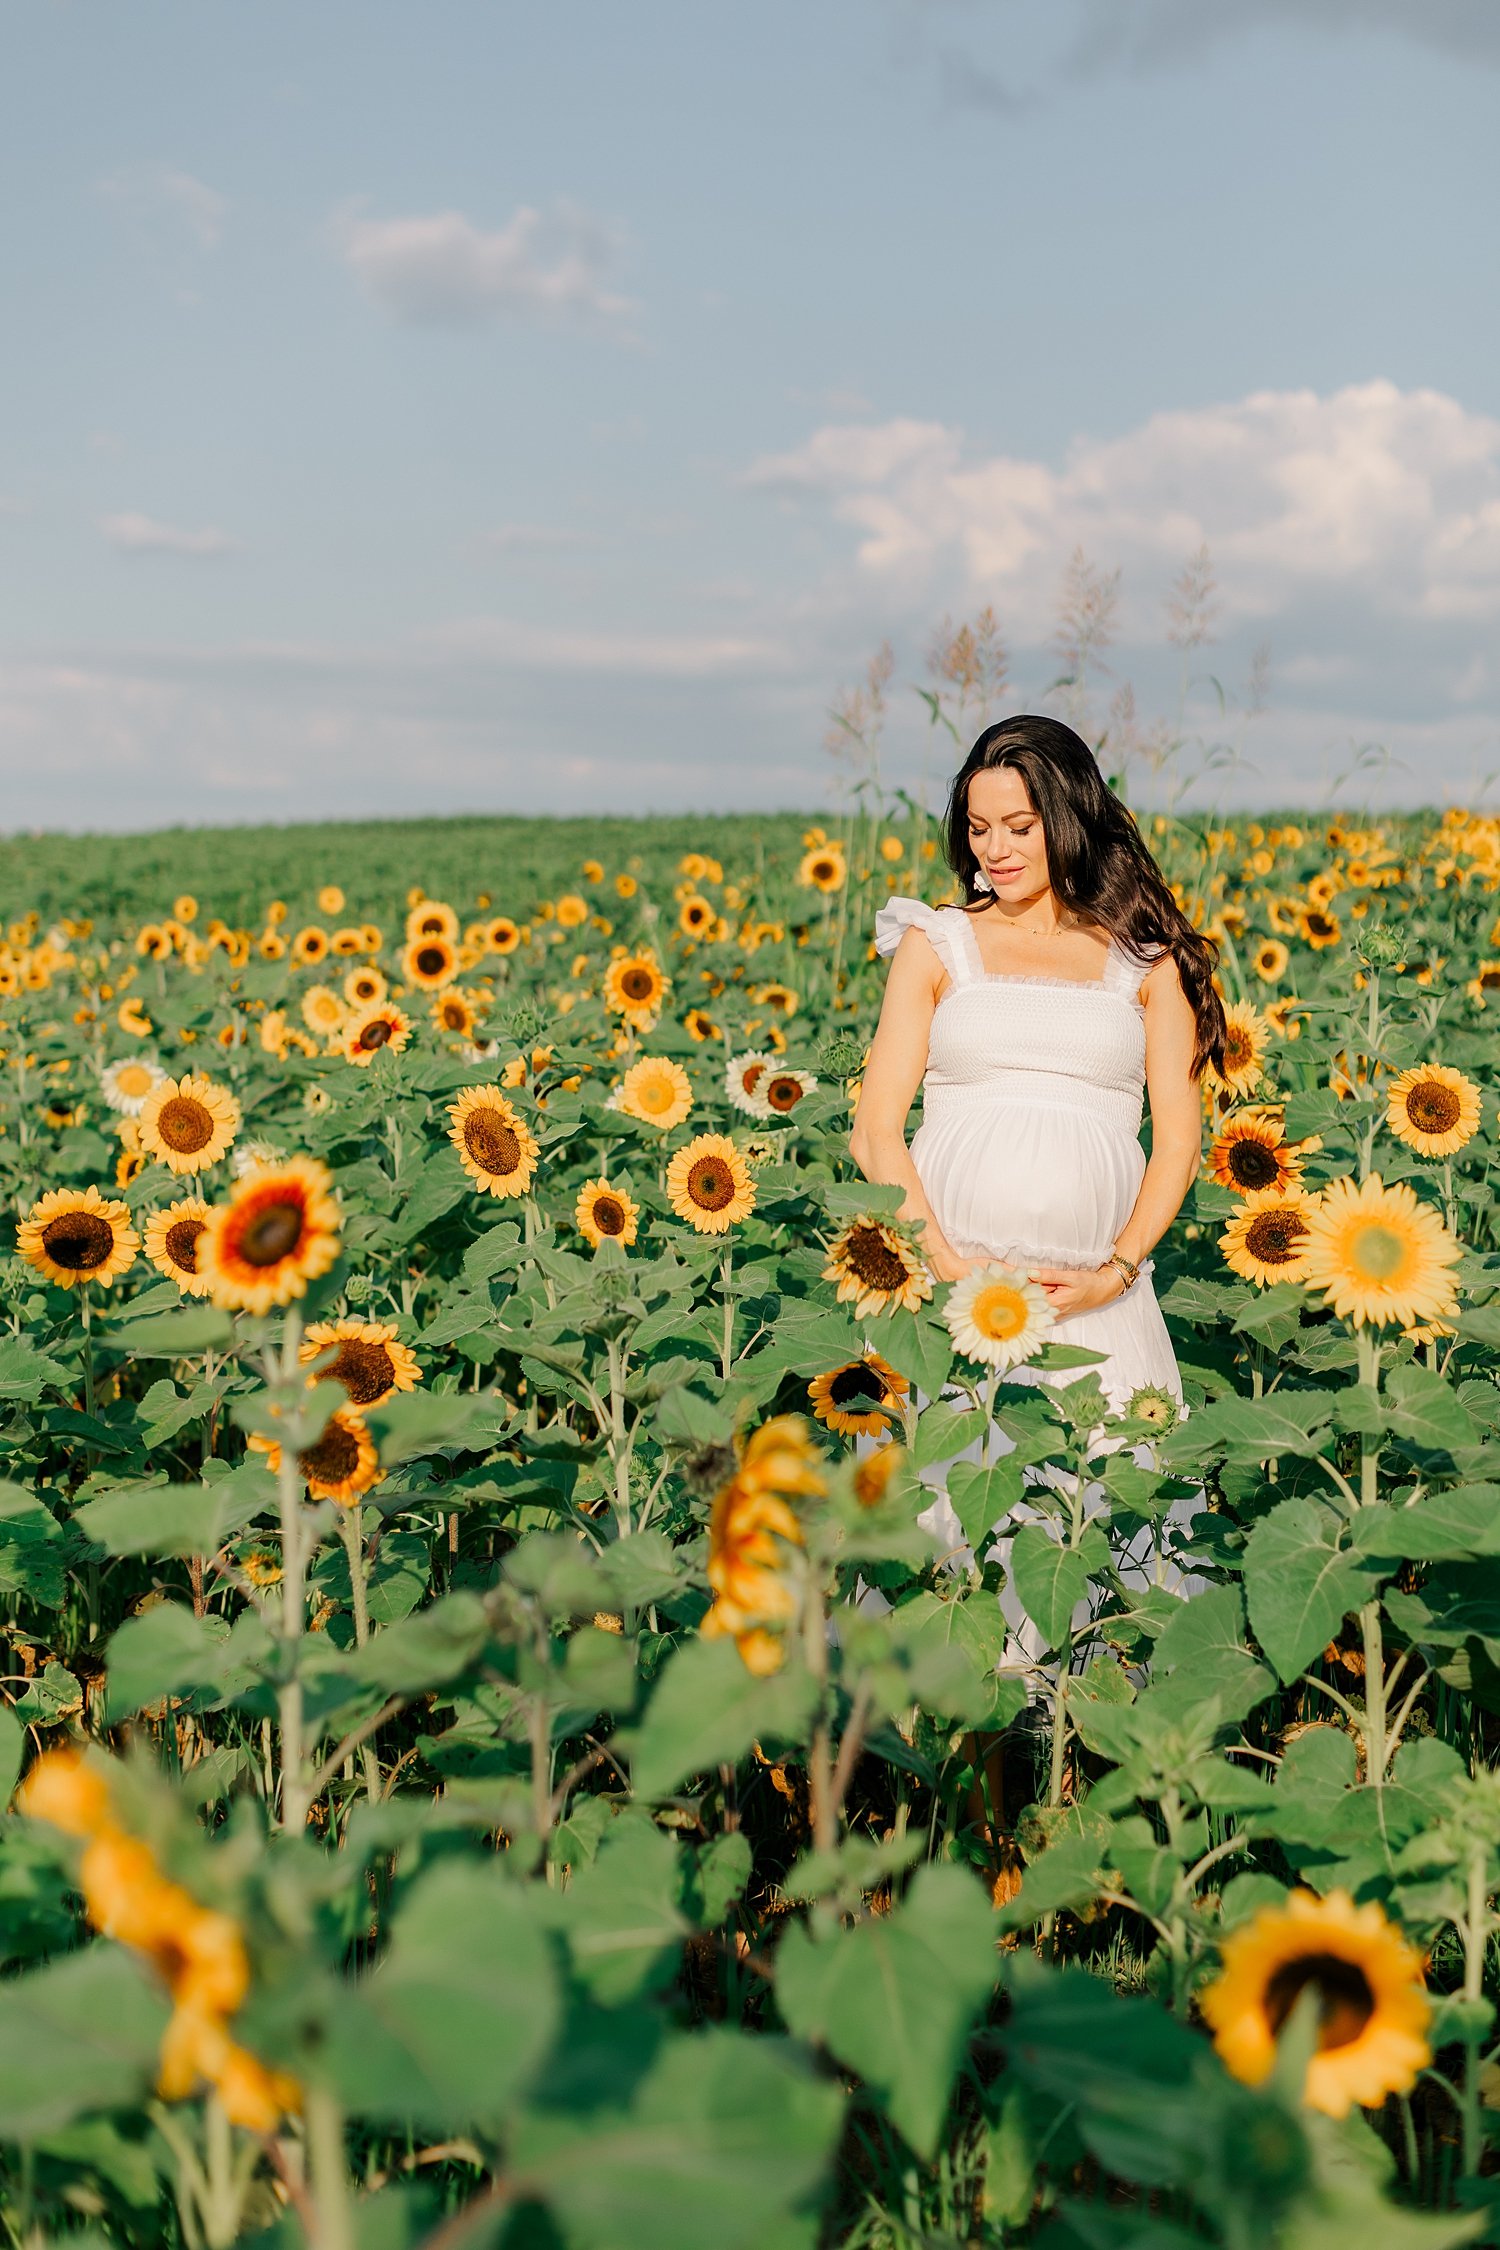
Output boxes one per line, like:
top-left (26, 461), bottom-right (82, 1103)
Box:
top-left (8, 798), bottom-right (1500, 2250)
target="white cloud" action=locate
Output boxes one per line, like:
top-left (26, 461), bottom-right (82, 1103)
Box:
top-left (100, 165), bottom-right (226, 249)
top-left (746, 382), bottom-right (1500, 633)
top-left (333, 201), bottom-right (634, 328)
top-left (101, 513), bottom-right (238, 557)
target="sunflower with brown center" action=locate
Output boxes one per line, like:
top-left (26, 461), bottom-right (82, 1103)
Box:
top-left (1202, 1888), bottom-right (1429, 2117)
top-left (402, 934), bottom-right (459, 991)
top-left (405, 900), bottom-right (459, 944)
top-left (138, 1073), bottom-right (241, 1176)
top-left (430, 988), bottom-right (480, 1039)
top-left (1208, 1110), bottom-right (1302, 1196)
top-left (760, 1067), bottom-right (817, 1118)
top-left (1220, 1187), bottom-right (1318, 1286)
top-left (486, 916), bottom-right (521, 955)
top-left (575, 1177), bottom-right (640, 1250)
top-left (1203, 1002), bottom-right (1271, 1103)
top-left (724, 1050), bottom-right (775, 1116)
top-left (677, 895), bottom-right (715, 940)
top-left (144, 1198), bottom-right (214, 1297)
top-left (198, 1157), bottom-right (342, 1316)
top-left (343, 966), bottom-right (387, 1009)
top-left (17, 1185), bottom-right (139, 1289)
top-left (341, 1002), bottom-right (411, 1067)
top-left (1300, 905), bottom-right (1341, 949)
top-left (253, 1403), bottom-right (379, 1505)
top-left (292, 927), bottom-right (329, 965)
top-left (612, 1055), bottom-right (694, 1131)
top-left (448, 1086), bottom-right (540, 1198)
top-left (1252, 938), bottom-right (1289, 982)
top-left (666, 1134), bottom-right (755, 1234)
top-left (299, 1318), bottom-right (420, 1408)
top-left (808, 1351), bottom-right (909, 1436)
top-left (684, 1007), bottom-right (720, 1043)
top-left (823, 1217), bottom-right (932, 1319)
top-left (1385, 1063), bottom-right (1481, 1158)
top-left (797, 844), bottom-right (847, 892)
top-left (755, 983), bottom-right (799, 1018)
top-left (603, 951), bottom-right (669, 1029)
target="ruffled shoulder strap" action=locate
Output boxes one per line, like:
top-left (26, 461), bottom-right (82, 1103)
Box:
top-left (873, 897), bottom-right (975, 984)
top-left (1104, 935), bottom-right (1169, 1003)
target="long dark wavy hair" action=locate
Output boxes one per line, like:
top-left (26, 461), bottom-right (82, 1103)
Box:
top-left (944, 714), bottom-right (1226, 1078)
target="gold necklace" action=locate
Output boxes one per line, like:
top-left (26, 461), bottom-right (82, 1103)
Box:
top-left (986, 906), bottom-right (1082, 940)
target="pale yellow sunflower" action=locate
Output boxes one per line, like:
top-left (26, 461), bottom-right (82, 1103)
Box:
top-left (1385, 1064), bottom-right (1481, 1158)
top-left (137, 1074), bottom-right (241, 1176)
top-left (1301, 1174), bottom-right (1461, 1329)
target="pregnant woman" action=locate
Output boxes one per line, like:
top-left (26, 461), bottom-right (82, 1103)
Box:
top-left (851, 715), bottom-right (1224, 1565)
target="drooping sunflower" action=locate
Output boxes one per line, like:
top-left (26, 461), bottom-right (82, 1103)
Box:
top-left (100, 1055), bottom-right (167, 1117)
top-left (299, 1318), bottom-right (420, 1409)
top-left (402, 934), bottom-right (459, 991)
top-left (853, 1441), bottom-right (905, 1507)
top-left (198, 1157), bottom-right (342, 1316)
top-left (1205, 1002), bottom-right (1270, 1102)
top-left (701, 1416), bottom-right (822, 1675)
top-left (138, 1074), bottom-right (241, 1176)
top-left (1252, 938), bottom-right (1290, 983)
top-left (253, 1403), bottom-right (379, 1506)
top-left (17, 1185), bottom-right (139, 1289)
top-left (944, 1264), bottom-right (1055, 1371)
top-left (603, 952), bottom-right (669, 1027)
top-left (1220, 1187), bottom-right (1318, 1287)
top-left (612, 1055), bottom-right (694, 1131)
top-left (666, 1134), bottom-right (756, 1234)
top-left (798, 843), bottom-right (847, 893)
top-left (684, 1007), bottom-right (720, 1043)
top-left (575, 1177), bottom-right (640, 1250)
top-left (1208, 1111), bottom-right (1302, 1197)
top-left (808, 1350), bottom-right (909, 1437)
top-left (343, 966), bottom-right (387, 1009)
top-left (1201, 1888), bottom-right (1429, 2118)
top-left (725, 1051), bottom-right (775, 1117)
top-left (759, 1066), bottom-right (817, 1120)
top-left (823, 1217), bottom-right (932, 1319)
top-left (340, 1001), bottom-right (411, 1067)
top-left (447, 1086), bottom-right (540, 1198)
top-left (1301, 1173), bottom-right (1461, 1329)
top-left (144, 1197), bottom-right (214, 1297)
top-left (1300, 906), bottom-right (1341, 950)
top-left (1386, 1064), bottom-right (1481, 1158)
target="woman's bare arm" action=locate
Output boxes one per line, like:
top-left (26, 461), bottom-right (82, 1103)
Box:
top-left (847, 929), bottom-right (972, 1281)
top-left (1028, 951), bottom-right (1204, 1315)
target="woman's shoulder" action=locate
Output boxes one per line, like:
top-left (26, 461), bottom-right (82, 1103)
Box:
top-left (873, 895), bottom-right (967, 963)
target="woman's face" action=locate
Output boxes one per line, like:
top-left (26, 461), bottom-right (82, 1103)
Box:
top-left (966, 766), bottom-right (1051, 904)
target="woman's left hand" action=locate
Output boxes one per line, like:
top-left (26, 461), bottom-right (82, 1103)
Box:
top-left (1026, 1263), bottom-right (1127, 1318)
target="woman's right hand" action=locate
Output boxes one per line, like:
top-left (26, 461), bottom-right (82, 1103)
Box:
top-left (925, 1239), bottom-right (976, 1284)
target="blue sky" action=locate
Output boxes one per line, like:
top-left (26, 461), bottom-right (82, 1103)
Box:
top-left (3, 0), bottom-right (1498, 827)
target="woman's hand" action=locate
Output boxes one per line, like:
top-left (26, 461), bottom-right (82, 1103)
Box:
top-left (1027, 1262), bottom-right (1127, 1317)
top-left (926, 1239), bottom-right (977, 1285)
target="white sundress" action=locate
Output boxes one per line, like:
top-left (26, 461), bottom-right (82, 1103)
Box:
top-left (870, 897), bottom-right (1200, 1650)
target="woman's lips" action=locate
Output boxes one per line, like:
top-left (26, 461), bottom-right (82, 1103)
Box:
top-left (988, 865), bottom-right (1024, 880)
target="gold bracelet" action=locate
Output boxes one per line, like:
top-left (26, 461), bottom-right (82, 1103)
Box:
top-left (1105, 1250), bottom-right (1139, 1290)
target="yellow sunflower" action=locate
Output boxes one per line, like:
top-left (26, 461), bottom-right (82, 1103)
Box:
top-left (340, 1001), bottom-right (411, 1067)
top-left (1219, 1187), bottom-right (1318, 1287)
top-left (1252, 938), bottom-right (1289, 983)
top-left (430, 988), bottom-right (480, 1039)
top-left (603, 952), bottom-right (669, 1027)
top-left (342, 967), bottom-right (387, 1009)
top-left (317, 886), bottom-right (345, 916)
top-left (292, 926), bottom-right (329, 966)
top-left (666, 1134), bottom-right (756, 1234)
top-left (701, 1417), bottom-right (821, 1676)
top-left (678, 895), bottom-right (714, 939)
top-left (1205, 1002), bottom-right (1270, 1102)
top-left (823, 1217), bottom-right (932, 1319)
top-left (798, 843), bottom-right (847, 892)
top-left (198, 1157), bottom-right (342, 1316)
top-left (555, 894), bottom-right (589, 930)
top-left (406, 901), bottom-right (459, 944)
top-left (144, 1197), bottom-right (214, 1297)
top-left (575, 1177), bottom-right (640, 1250)
top-left (17, 1186), bottom-right (139, 1289)
top-left (138, 1074), bottom-right (241, 1176)
top-left (299, 986), bottom-right (345, 1039)
top-left (755, 983), bottom-right (799, 1018)
top-left (684, 1007), bottom-right (720, 1043)
top-left (613, 1056), bottom-right (693, 1131)
top-left (486, 916), bottom-right (521, 955)
top-left (1301, 1174), bottom-right (1461, 1329)
top-left (252, 1403), bottom-right (379, 1506)
top-left (1208, 1111), bottom-right (1302, 1197)
top-left (1466, 961), bottom-right (1500, 1006)
top-left (1386, 1064), bottom-right (1481, 1158)
top-left (1300, 906), bottom-right (1341, 950)
top-left (1202, 1888), bottom-right (1429, 2118)
top-left (299, 1319), bottom-right (419, 1409)
top-left (808, 1351), bottom-right (909, 1437)
top-left (447, 1087), bottom-right (540, 1198)
top-left (402, 935), bottom-right (459, 991)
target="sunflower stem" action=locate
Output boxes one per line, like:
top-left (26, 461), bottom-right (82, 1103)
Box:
top-left (270, 1310), bottom-right (311, 1833)
top-left (720, 1245), bottom-right (734, 1382)
top-left (1459, 1839), bottom-right (1489, 2178)
top-left (303, 2081), bottom-right (355, 2250)
top-left (337, 1504), bottom-right (382, 1805)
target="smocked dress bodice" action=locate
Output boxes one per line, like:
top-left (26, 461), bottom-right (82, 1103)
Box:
top-left (874, 896), bottom-right (1164, 1274)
